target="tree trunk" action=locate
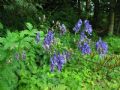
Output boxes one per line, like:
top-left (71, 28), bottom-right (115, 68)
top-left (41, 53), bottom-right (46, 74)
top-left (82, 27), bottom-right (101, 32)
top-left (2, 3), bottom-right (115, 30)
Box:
top-left (78, 0), bottom-right (81, 18)
top-left (115, 0), bottom-right (119, 35)
top-left (116, 21), bottom-right (120, 35)
top-left (86, 0), bottom-right (90, 19)
top-left (93, 0), bottom-right (100, 29)
top-left (108, 11), bottom-right (115, 36)
top-left (108, 0), bottom-right (117, 36)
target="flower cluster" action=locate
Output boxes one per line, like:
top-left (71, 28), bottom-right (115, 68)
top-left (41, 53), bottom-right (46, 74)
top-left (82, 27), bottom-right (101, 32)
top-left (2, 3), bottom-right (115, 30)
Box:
top-left (63, 50), bottom-right (71, 61)
top-left (43, 30), bottom-right (54, 49)
top-left (84, 20), bottom-right (92, 35)
top-left (15, 51), bottom-right (26, 60)
top-left (73, 19), bottom-right (82, 33)
top-left (50, 53), bottom-right (66, 72)
top-left (50, 50), bottom-right (71, 72)
top-left (15, 52), bottom-right (19, 60)
top-left (59, 24), bottom-right (66, 35)
top-left (96, 37), bottom-right (108, 56)
top-left (35, 32), bottom-right (40, 43)
top-left (81, 42), bottom-right (91, 54)
top-left (80, 32), bottom-right (87, 41)
top-left (78, 32), bottom-right (91, 54)
top-left (73, 19), bottom-right (92, 54)
top-left (22, 51), bottom-right (26, 60)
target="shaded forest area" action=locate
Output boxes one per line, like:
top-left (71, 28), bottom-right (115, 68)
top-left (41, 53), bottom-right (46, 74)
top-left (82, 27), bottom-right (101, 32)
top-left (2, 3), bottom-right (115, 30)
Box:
top-left (0, 0), bottom-right (120, 36)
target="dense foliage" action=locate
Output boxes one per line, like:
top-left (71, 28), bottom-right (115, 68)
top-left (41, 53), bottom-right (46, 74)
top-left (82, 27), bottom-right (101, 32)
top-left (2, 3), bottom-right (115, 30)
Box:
top-left (0, 0), bottom-right (120, 90)
top-left (0, 19), bottom-right (120, 90)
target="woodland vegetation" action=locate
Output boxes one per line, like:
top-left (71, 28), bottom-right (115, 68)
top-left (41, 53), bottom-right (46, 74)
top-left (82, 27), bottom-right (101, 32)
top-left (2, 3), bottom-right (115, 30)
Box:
top-left (0, 0), bottom-right (120, 90)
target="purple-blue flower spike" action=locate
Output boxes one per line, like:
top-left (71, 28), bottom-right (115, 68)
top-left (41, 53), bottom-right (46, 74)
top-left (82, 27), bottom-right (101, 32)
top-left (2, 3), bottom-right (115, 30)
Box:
top-left (80, 32), bottom-right (87, 41)
top-left (84, 20), bottom-right (92, 35)
top-left (50, 56), bottom-right (55, 72)
top-left (96, 37), bottom-right (108, 56)
top-left (57, 53), bottom-right (65, 65)
top-left (73, 19), bottom-right (82, 33)
top-left (43, 30), bottom-right (54, 49)
top-left (50, 53), bottom-right (66, 72)
top-left (81, 42), bottom-right (91, 54)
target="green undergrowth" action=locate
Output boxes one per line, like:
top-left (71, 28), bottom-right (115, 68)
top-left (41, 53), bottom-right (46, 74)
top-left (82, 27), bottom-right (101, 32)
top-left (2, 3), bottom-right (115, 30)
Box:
top-left (0, 22), bottom-right (120, 90)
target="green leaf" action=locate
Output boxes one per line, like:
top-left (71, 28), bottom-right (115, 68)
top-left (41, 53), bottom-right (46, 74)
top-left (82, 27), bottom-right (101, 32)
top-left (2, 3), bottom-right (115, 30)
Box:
top-left (40, 31), bottom-right (44, 37)
top-left (0, 22), bottom-right (3, 29)
top-left (0, 37), bottom-right (5, 43)
top-left (20, 30), bottom-right (30, 38)
top-left (25, 22), bottom-right (33, 30)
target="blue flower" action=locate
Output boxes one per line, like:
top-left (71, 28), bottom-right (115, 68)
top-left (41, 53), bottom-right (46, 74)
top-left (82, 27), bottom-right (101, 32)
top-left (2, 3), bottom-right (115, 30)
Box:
top-left (35, 32), bottom-right (40, 43)
top-left (57, 53), bottom-right (65, 71)
top-left (43, 31), bottom-right (54, 49)
top-left (50, 64), bottom-right (54, 72)
top-left (57, 53), bottom-right (65, 64)
top-left (60, 24), bottom-right (66, 35)
top-left (22, 51), bottom-right (26, 60)
top-left (81, 42), bottom-right (91, 54)
top-left (63, 50), bottom-right (71, 61)
top-left (50, 53), bottom-right (65, 72)
top-left (80, 32), bottom-right (87, 41)
top-left (96, 37), bottom-right (108, 56)
top-left (84, 20), bottom-right (92, 35)
top-left (73, 19), bottom-right (82, 33)
top-left (15, 52), bottom-right (19, 60)
top-left (50, 54), bottom-right (57, 72)
top-left (47, 31), bottom-right (54, 40)
top-left (78, 32), bottom-right (87, 49)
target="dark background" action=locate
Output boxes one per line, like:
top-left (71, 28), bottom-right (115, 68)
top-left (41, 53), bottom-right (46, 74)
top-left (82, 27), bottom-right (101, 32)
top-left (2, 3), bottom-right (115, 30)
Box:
top-left (0, 0), bottom-right (120, 36)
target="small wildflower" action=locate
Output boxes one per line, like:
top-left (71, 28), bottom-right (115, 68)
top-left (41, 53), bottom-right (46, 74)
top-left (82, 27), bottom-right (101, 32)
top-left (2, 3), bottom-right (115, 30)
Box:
top-left (43, 30), bottom-right (54, 49)
top-left (15, 52), bottom-right (19, 60)
top-left (73, 19), bottom-right (82, 33)
top-left (57, 53), bottom-right (65, 64)
top-left (50, 52), bottom-right (65, 72)
top-left (63, 50), bottom-right (71, 61)
top-left (96, 37), bottom-right (108, 56)
top-left (78, 32), bottom-right (88, 50)
top-left (84, 20), bottom-right (92, 35)
top-left (50, 54), bottom-right (56, 72)
top-left (50, 64), bottom-right (54, 72)
top-left (59, 24), bottom-right (66, 35)
top-left (80, 32), bottom-right (87, 42)
top-left (81, 42), bottom-right (91, 54)
top-left (22, 51), bottom-right (26, 60)
top-left (35, 32), bottom-right (40, 43)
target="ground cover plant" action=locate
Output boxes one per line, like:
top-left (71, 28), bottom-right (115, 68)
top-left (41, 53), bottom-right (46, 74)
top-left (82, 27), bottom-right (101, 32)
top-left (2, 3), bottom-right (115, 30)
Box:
top-left (0, 19), bottom-right (120, 90)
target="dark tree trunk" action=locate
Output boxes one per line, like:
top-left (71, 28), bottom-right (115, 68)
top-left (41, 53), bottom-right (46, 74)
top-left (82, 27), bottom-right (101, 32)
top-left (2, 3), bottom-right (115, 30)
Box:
top-left (108, 0), bottom-right (117, 36)
top-left (78, 0), bottom-right (82, 18)
top-left (115, 0), bottom-right (120, 35)
top-left (93, 0), bottom-right (100, 29)
top-left (86, 0), bottom-right (90, 19)
top-left (0, 1), bottom-right (5, 21)
top-left (108, 11), bottom-right (115, 36)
